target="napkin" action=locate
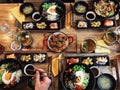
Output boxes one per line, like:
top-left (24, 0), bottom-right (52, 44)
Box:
top-left (10, 4), bottom-right (25, 24)
top-left (52, 54), bottom-right (62, 77)
top-left (95, 40), bottom-right (110, 54)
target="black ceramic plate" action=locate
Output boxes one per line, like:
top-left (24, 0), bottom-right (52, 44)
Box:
top-left (65, 56), bottom-right (81, 65)
top-left (48, 22), bottom-right (60, 30)
top-left (22, 22), bottom-right (35, 30)
top-left (94, 0), bottom-right (119, 19)
top-left (0, 58), bottom-right (23, 89)
top-left (32, 53), bottom-right (48, 63)
top-left (95, 55), bottom-right (109, 66)
top-left (81, 56), bottom-right (94, 67)
top-left (39, 0), bottom-right (66, 22)
top-left (62, 63), bottom-right (95, 90)
top-left (17, 53), bottom-right (33, 64)
top-left (76, 20), bottom-right (88, 29)
top-left (20, 2), bottom-right (35, 16)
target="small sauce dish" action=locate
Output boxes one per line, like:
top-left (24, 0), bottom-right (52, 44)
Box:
top-left (86, 11), bottom-right (96, 21)
top-left (32, 11), bottom-right (41, 21)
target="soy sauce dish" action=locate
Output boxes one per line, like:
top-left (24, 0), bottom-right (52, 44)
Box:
top-left (97, 73), bottom-right (116, 90)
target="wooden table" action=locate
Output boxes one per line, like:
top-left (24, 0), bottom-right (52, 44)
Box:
top-left (0, 1), bottom-right (120, 90)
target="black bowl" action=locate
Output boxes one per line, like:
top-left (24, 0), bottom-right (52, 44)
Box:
top-left (62, 63), bottom-right (95, 90)
top-left (0, 58), bottom-right (23, 89)
top-left (74, 1), bottom-right (88, 15)
top-left (39, 0), bottom-right (66, 22)
top-left (20, 2), bottom-right (35, 17)
top-left (97, 73), bottom-right (116, 90)
top-left (94, 0), bottom-right (119, 19)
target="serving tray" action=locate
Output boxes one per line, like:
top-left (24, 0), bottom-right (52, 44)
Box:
top-left (71, 0), bottom-right (118, 30)
top-left (58, 53), bottom-right (119, 90)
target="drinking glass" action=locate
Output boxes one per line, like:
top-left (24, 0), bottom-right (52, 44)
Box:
top-left (80, 37), bottom-right (96, 53)
top-left (0, 21), bottom-right (9, 32)
top-left (103, 27), bottom-right (120, 45)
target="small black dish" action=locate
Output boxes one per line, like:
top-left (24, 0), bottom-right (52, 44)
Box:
top-left (81, 56), bottom-right (95, 67)
top-left (22, 22), bottom-right (35, 30)
top-left (76, 20), bottom-right (88, 29)
top-left (74, 1), bottom-right (88, 15)
top-left (16, 53), bottom-right (33, 64)
top-left (94, 0), bottom-right (119, 19)
top-left (65, 56), bottom-right (80, 65)
top-left (94, 55), bottom-right (109, 66)
top-left (97, 73), bottom-right (116, 90)
top-left (20, 2), bottom-right (35, 17)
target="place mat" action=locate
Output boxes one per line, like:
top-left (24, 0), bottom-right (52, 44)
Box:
top-left (10, 4), bottom-right (25, 24)
top-left (42, 33), bottom-right (77, 53)
top-left (58, 58), bottom-right (119, 90)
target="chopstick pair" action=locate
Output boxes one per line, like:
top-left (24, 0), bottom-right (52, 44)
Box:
top-left (24, 69), bottom-right (48, 77)
top-left (23, 74), bottom-right (48, 77)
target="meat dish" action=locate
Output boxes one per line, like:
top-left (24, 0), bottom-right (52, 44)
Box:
top-left (94, 0), bottom-right (118, 17)
top-left (47, 32), bottom-right (69, 52)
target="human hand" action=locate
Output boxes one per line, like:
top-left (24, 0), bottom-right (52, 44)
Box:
top-left (35, 68), bottom-right (51, 90)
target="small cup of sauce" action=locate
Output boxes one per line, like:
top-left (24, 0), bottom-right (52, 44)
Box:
top-left (32, 11), bottom-right (41, 21)
top-left (24, 64), bottom-right (36, 76)
top-left (86, 11), bottom-right (96, 21)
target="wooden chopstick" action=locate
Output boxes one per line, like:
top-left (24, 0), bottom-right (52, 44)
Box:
top-left (23, 74), bottom-right (48, 77)
top-left (24, 69), bottom-right (48, 77)
top-left (25, 69), bottom-right (47, 74)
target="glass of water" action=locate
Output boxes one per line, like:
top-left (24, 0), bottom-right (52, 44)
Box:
top-left (0, 21), bottom-right (10, 32)
top-left (103, 27), bottom-right (120, 45)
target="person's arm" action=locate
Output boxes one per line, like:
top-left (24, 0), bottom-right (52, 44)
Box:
top-left (35, 68), bottom-right (51, 90)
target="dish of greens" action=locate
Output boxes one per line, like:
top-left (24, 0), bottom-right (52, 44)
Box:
top-left (62, 64), bottom-right (95, 90)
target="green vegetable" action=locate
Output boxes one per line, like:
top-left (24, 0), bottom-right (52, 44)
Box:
top-left (42, 3), bottom-right (54, 10)
top-left (109, 11), bottom-right (114, 16)
top-left (73, 65), bottom-right (85, 72)
top-left (0, 73), bottom-right (3, 84)
top-left (82, 78), bottom-right (89, 89)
